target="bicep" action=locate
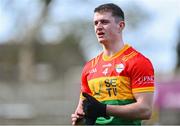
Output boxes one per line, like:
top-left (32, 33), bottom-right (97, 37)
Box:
top-left (106, 92), bottom-right (154, 119)
top-left (134, 92), bottom-right (154, 109)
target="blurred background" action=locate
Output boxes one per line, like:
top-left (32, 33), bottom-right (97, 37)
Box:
top-left (0, 0), bottom-right (179, 125)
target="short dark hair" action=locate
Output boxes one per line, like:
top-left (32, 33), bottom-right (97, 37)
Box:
top-left (94, 3), bottom-right (124, 21)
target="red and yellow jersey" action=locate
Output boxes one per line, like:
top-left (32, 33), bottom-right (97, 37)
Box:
top-left (80, 44), bottom-right (154, 125)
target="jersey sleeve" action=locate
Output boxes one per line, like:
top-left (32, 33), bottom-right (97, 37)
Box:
top-left (130, 56), bottom-right (154, 93)
top-left (80, 63), bottom-right (92, 99)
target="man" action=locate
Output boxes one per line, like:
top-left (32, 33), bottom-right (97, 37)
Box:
top-left (71, 3), bottom-right (154, 125)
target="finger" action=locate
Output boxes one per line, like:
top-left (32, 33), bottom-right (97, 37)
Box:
top-left (71, 114), bottom-right (79, 119)
top-left (71, 114), bottom-right (77, 118)
top-left (72, 116), bottom-right (78, 125)
top-left (77, 112), bottom-right (85, 117)
top-left (72, 120), bottom-right (76, 125)
top-left (72, 117), bottom-right (77, 122)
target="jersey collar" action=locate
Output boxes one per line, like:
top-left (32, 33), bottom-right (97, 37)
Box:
top-left (102, 44), bottom-right (130, 61)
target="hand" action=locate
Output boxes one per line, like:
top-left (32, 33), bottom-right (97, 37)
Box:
top-left (82, 92), bottom-right (107, 124)
top-left (71, 110), bottom-right (85, 125)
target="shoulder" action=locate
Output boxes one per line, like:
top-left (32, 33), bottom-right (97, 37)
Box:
top-left (82, 52), bottom-right (102, 73)
top-left (127, 46), bottom-right (153, 66)
top-left (125, 46), bottom-right (154, 74)
top-left (127, 47), bottom-right (155, 93)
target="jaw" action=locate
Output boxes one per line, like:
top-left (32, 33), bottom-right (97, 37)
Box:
top-left (97, 34), bottom-right (108, 44)
top-left (98, 39), bottom-right (109, 45)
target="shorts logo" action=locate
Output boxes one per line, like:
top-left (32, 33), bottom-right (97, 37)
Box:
top-left (115, 63), bottom-right (124, 73)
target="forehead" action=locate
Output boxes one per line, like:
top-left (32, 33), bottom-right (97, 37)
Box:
top-left (93, 12), bottom-right (113, 21)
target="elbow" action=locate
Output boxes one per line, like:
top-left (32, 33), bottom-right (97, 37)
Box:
top-left (140, 107), bottom-right (152, 120)
top-left (143, 110), bottom-right (152, 120)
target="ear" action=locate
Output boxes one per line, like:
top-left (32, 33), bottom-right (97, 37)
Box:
top-left (118, 21), bottom-right (125, 31)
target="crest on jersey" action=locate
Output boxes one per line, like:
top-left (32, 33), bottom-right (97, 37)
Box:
top-left (115, 63), bottom-right (124, 73)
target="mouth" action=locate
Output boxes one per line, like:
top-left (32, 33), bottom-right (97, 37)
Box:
top-left (97, 32), bottom-right (105, 38)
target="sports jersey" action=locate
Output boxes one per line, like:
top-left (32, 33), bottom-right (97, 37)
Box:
top-left (80, 44), bottom-right (154, 125)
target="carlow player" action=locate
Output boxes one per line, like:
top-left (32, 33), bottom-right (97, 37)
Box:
top-left (71, 3), bottom-right (155, 125)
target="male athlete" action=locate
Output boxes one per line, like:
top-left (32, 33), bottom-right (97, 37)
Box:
top-left (71, 3), bottom-right (154, 125)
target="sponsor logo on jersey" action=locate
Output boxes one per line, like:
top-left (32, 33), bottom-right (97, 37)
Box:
top-left (137, 75), bottom-right (154, 84)
top-left (102, 63), bottom-right (112, 68)
top-left (115, 63), bottom-right (124, 73)
top-left (89, 68), bottom-right (97, 74)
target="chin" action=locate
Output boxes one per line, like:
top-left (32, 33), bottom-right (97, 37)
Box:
top-left (99, 40), bottom-right (108, 44)
top-left (98, 38), bottom-right (106, 43)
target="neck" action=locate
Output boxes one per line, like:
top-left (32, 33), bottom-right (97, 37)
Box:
top-left (102, 39), bottom-right (124, 57)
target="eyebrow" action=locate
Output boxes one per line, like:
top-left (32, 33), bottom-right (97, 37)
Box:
top-left (94, 19), bottom-right (110, 24)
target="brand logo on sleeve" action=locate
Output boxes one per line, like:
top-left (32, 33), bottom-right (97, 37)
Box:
top-left (89, 68), bottom-right (97, 74)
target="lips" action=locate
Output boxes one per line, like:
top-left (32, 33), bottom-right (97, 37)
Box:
top-left (98, 32), bottom-right (104, 35)
top-left (97, 32), bottom-right (104, 37)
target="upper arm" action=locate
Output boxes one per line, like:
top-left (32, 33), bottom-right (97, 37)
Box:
top-left (106, 91), bottom-right (154, 120)
top-left (81, 64), bottom-right (92, 95)
top-left (130, 56), bottom-right (155, 94)
top-left (130, 56), bottom-right (155, 112)
top-left (133, 92), bottom-right (154, 119)
top-left (130, 56), bottom-right (155, 119)
top-left (134, 92), bottom-right (154, 108)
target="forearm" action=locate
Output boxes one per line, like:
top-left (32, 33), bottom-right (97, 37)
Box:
top-left (75, 99), bottom-right (84, 114)
top-left (106, 102), bottom-right (152, 120)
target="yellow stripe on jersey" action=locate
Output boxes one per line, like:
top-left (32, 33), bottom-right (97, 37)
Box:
top-left (91, 54), bottom-right (101, 67)
top-left (103, 44), bottom-right (130, 61)
top-left (132, 87), bottom-right (154, 93)
top-left (122, 51), bottom-right (138, 62)
top-left (80, 92), bottom-right (86, 100)
top-left (87, 76), bottom-right (134, 101)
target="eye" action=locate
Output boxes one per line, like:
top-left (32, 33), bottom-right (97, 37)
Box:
top-left (94, 21), bottom-right (98, 26)
top-left (101, 20), bottom-right (109, 25)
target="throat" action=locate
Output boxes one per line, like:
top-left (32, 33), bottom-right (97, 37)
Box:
top-left (103, 43), bottom-right (125, 57)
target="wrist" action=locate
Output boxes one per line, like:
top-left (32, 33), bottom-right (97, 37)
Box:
top-left (102, 103), bottom-right (107, 116)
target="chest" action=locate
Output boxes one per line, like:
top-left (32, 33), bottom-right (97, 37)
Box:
top-left (87, 59), bottom-right (127, 81)
top-left (86, 59), bottom-right (133, 101)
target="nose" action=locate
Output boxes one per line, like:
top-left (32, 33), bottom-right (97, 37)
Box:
top-left (96, 22), bottom-right (103, 31)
